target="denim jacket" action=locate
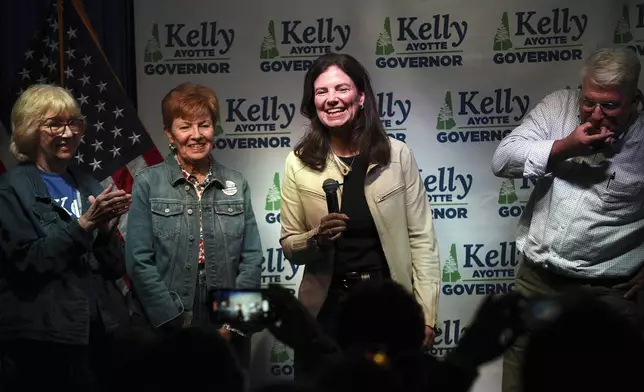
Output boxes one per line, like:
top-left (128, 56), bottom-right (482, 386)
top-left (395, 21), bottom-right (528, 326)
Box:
top-left (0, 163), bottom-right (130, 345)
top-left (125, 154), bottom-right (263, 328)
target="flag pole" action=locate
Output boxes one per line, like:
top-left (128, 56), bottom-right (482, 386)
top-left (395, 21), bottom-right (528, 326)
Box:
top-left (71, 0), bottom-right (152, 138)
top-left (57, 0), bottom-right (65, 86)
top-left (71, 0), bottom-right (125, 92)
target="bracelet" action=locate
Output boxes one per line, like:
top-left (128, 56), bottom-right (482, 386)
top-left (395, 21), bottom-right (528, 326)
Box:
top-left (308, 228), bottom-right (322, 250)
top-left (310, 227), bottom-right (330, 251)
top-left (222, 323), bottom-right (247, 337)
top-left (309, 232), bottom-right (321, 250)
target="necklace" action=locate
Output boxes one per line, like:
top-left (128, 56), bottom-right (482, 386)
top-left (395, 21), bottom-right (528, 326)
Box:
top-left (329, 141), bottom-right (358, 170)
top-left (335, 154), bottom-right (357, 170)
top-left (345, 155), bottom-right (357, 168)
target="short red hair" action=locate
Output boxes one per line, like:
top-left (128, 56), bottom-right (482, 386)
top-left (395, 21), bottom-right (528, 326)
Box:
top-left (161, 83), bottom-right (220, 128)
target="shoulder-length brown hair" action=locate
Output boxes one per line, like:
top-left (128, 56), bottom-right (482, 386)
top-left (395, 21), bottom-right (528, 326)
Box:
top-left (295, 53), bottom-right (391, 171)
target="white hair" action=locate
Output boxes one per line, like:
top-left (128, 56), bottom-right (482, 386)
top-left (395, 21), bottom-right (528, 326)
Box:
top-left (581, 47), bottom-right (641, 96)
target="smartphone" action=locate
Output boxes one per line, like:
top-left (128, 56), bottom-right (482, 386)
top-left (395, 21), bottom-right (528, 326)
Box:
top-left (209, 288), bottom-right (274, 325)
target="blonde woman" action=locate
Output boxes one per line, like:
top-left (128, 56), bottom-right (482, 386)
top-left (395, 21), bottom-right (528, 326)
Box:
top-left (0, 84), bottom-right (132, 392)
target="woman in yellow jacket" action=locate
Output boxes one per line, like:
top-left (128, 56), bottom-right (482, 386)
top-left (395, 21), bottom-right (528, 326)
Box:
top-left (279, 52), bottom-right (441, 355)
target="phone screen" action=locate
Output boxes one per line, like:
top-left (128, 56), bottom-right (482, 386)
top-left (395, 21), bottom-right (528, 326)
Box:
top-left (210, 289), bottom-right (273, 325)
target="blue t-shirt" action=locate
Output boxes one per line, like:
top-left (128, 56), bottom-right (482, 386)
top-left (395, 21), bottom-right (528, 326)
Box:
top-left (40, 170), bottom-right (100, 321)
top-left (40, 171), bottom-right (81, 219)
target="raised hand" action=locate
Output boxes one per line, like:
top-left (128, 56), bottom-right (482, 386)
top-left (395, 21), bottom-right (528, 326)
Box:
top-left (79, 184), bottom-right (132, 232)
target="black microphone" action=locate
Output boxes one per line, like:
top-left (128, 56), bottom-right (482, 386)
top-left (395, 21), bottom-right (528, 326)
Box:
top-left (322, 178), bottom-right (340, 214)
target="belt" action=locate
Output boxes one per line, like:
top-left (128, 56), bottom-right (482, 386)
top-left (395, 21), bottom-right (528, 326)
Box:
top-left (524, 258), bottom-right (631, 288)
top-left (338, 271), bottom-right (383, 290)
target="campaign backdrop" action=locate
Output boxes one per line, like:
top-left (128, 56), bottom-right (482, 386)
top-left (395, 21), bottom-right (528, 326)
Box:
top-left (133, 0), bottom-right (636, 389)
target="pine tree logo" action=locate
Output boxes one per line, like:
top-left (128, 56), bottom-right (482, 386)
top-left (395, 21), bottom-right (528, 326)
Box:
top-left (144, 23), bottom-right (163, 62)
top-left (265, 172), bottom-right (281, 211)
top-left (498, 179), bottom-right (518, 205)
top-left (493, 12), bottom-right (514, 51)
top-left (442, 244), bottom-right (461, 283)
top-left (375, 17), bottom-right (395, 56)
top-left (614, 5), bottom-right (634, 44)
top-left (260, 20), bottom-right (280, 59)
top-left (270, 341), bottom-right (290, 363)
top-left (436, 91), bottom-right (457, 130)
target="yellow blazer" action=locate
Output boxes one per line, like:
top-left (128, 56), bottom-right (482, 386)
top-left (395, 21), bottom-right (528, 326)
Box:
top-left (279, 137), bottom-right (440, 327)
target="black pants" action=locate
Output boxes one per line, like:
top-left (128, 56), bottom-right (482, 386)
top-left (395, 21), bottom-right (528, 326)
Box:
top-left (502, 260), bottom-right (644, 392)
top-left (1, 340), bottom-right (91, 392)
top-left (295, 271), bottom-right (391, 383)
top-left (0, 319), bottom-right (115, 392)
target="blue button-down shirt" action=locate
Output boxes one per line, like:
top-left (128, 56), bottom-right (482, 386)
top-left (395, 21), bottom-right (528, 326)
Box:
top-left (492, 89), bottom-right (644, 279)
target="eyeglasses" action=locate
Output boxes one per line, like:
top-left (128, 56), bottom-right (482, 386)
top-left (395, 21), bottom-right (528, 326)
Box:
top-left (42, 117), bottom-right (85, 136)
top-left (581, 99), bottom-right (621, 114)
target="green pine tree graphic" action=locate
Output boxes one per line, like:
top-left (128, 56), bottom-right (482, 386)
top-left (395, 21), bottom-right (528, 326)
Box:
top-left (375, 17), bottom-right (395, 56)
top-left (498, 179), bottom-right (518, 205)
top-left (614, 5), bottom-right (634, 44)
top-left (144, 23), bottom-right (163, 62)
top-left (270, 341), bottom-right (290, 363)
top-left (260, 21), bottom-right (280, 59)
top-left (442, 244), bottom-right (461, 283)
top-left (265, 173), bottom-right (281, 211)
top-left (214, 124), bottom-right (224, 137)
top-left (493, 12), bottom-right (513, 51)
top-left (436, 92), bottom-right (457, 130)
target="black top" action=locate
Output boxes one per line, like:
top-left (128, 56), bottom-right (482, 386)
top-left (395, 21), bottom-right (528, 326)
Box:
top-left (334, 155), bottom-right (389, 276)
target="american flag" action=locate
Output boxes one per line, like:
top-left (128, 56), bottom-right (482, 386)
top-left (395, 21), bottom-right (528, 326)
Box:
top-left (5, 0), bottom-right (163, 239)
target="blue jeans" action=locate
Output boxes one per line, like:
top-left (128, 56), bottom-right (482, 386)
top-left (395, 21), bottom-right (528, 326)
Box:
top-left (185, 268), bottom-right (251, 370)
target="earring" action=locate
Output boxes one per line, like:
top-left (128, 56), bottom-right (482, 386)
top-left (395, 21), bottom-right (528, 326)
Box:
top-left (360, 104), bottom-right (364, 110)
top-left (169, 143), bottom-right (177, 152)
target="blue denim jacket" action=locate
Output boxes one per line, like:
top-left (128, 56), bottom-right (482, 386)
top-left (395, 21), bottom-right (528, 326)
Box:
top-left (0, 163), bottom-right (131, 344)
top-left (124, 154), bottom-right (263, 328)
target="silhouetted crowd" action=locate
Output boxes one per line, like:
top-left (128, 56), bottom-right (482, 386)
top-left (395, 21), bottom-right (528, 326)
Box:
top-left (5, 281), bottom-right (634, 392)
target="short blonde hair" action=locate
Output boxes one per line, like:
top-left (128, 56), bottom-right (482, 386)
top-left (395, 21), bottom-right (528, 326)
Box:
top-left (10, 84), bottom-right (81, 162)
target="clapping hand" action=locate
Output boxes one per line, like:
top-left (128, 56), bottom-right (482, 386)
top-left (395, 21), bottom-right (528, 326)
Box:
top-left (79, 184), bottom-right (131, 233)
